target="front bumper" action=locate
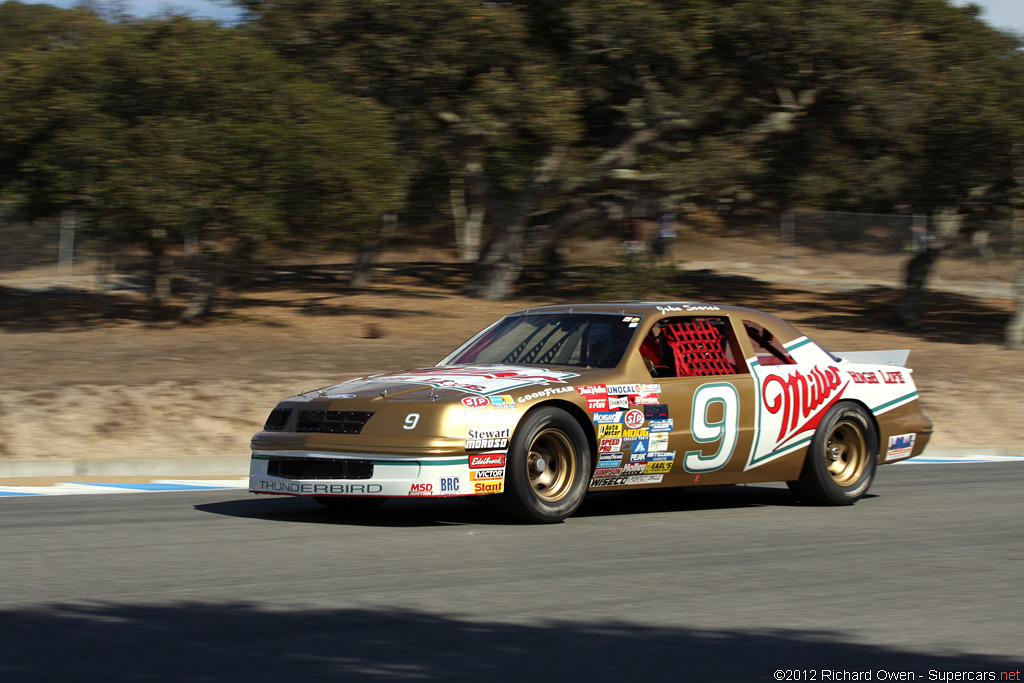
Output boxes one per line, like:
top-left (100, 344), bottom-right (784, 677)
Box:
top-left (249, 450), bottom-right (505, 498)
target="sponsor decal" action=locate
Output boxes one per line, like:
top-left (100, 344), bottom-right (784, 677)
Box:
top-left (649, 418), bottom-right (673, 433)
top-left (489, 395), bottom-right (516, 408)
top-left (462, 396), bottom-right (491, 408)
top-left (256, 481), bottom-right (384, 495)
top-left (886, 433), bottom-right (916, 461)
top-left (576, 384), bottom-right (608, 396)
top-left (587, 397), bottom-right (610, 412)
top-left (848, 371), bottom-right (879, 385)
top-left (645, 451), bottom-right (675, 474)
top-left (648, 433), bottom-right (669, 451)
top-left (409, 483), bottom-right (434, 496)
top-left (622, 428), bottom-right (649, 441)
top-left (608, 396), bottom-right (630, 410)
top-left (384, 366), bottom-right (579, 396)
top-left (327, 393), bottom-right (357, 399)
top-left (629, 474), bottom-right (664, 485)
top-left (641, 384), bottom-right (661, 393)
top-left (608, 384), bottom-right (641, 395)
top-left (594, 467), bottom-right (624, 477)
top-left (518, 386), bottom-right (576, 402)
top-left (466, 428), bottom-right (511, 451)
top-left (762, 365), bottom-right (847, 445)
top-left (469, 453), bottom-right (506, 469)
top-left (598, 453), bottom-right (623, 468)
top-left (598, 424), bottom-right (623, 438)
top-left (629, 451), bottom-right (648, 463)
top-left (470, 468), bottom-right (505, 481)
top-left (593, 411), bottom-right (625, 425)
top-left (631, 393), bottom-right (661, 406)
top-left (598, 438), bottom-right (622, 453)
top-left (440, 477), bottom-right (460, 494)
top-left (622, 316), bottom-right (641, 323)
top-left (473, 480), bottom-right (504, 494)
top-left (622, 462), bottom-right (646, 475)
top-left (624, 409), bottom-right (645, 429)
top-left (632, 439), bottom-right (649, 455)
top-left (643, 404), bottom-right (670, 419)
top-left (590, 476), bottom-right (630, 487)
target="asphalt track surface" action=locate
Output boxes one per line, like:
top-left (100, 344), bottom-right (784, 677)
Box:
top-left (0, 464), bottom-right (1021, 682)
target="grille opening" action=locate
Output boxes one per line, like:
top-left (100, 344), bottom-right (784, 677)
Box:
top-left (264, 408), bottom-right (292, 431)
top-left (296, 410), bottom-right (373, 434)
top-left (267, 457), bottom-right (374, 480)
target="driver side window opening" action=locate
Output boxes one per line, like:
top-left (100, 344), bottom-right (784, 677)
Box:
top-left (641, 317), bottom-right (742, 378)
top-left (743, 320), bottom-right (795, 366)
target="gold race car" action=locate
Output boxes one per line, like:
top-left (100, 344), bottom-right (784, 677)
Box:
top-left (250, 303), bottom-right (932, 523)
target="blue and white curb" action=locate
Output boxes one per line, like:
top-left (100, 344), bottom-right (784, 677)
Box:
top-left (0, 478), bottom-right (248, 497)
top-left (896, 454), bottom-right (1024, 464)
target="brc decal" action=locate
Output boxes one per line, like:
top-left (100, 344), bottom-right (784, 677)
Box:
top-left (440, 477), bottom-right (460, 493)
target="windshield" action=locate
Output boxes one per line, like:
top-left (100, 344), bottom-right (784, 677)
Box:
top-left (444, 313), bottom-right (640, 368)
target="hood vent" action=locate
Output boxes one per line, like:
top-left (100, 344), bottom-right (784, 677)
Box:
top-left (296, 410), bottom-right (374, 434)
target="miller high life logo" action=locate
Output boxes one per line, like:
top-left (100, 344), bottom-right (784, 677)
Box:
top-left (762, 366), bottom-right (847, 445)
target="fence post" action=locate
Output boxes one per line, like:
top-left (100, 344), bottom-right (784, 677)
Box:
top-left (59, 208), bottom-right (76, 275)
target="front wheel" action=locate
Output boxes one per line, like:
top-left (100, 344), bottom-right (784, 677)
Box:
top-left (787, 402), bottom-right (878, 505)
top-left (495, 407), bottom-right (591, 523)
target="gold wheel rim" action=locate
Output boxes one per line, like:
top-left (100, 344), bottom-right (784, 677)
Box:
top-left (825, 419), bottom-right (868, 487)
top-left (526, 428), bottom-right (576, 503)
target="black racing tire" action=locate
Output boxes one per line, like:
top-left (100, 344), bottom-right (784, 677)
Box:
top-left (495, 406), bottom-right (591, 524)
top-left (787, 401), bottom-right (878, 506)
top-left (313, 496), bottom-right (387, 512)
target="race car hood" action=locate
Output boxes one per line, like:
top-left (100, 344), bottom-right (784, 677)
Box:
top-left (312, 363), bottom-right (582, 402)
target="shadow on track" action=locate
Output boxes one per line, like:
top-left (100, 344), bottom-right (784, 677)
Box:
top-left (0, 602), bottom-right (1014, 682)
top-left (195, 484), bottom-right (811, 528)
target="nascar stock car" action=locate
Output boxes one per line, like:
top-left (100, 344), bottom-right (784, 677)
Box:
top-left (249, 302), bottom-right (932, 523)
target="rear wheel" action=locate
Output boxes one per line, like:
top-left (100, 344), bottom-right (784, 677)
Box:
top-left (313, 496), bottom-right (386, 512)
top-left (787, 402), bottom-right (877, 505)
top-left (496, 407), bottom-right (591, 523)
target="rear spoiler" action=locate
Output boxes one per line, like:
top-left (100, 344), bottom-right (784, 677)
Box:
top-left (833, 350), bottom-right (910, 367)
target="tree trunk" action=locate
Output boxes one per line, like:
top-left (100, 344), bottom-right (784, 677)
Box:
top-left (466, 213), bottom-right (526, 300)
top-left (898, 208), bottom-right (962, 327)
top-left (349, 210), bottom-right (399, 290)
top-left (450, 172), bottom-right (484, 263)
top-left (146, 226), bottom-right (174, 320)
top-left (1006, 208), bottom-right (1024, 350)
